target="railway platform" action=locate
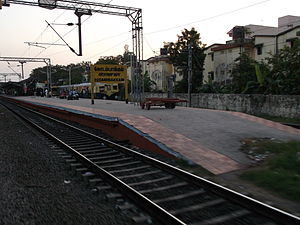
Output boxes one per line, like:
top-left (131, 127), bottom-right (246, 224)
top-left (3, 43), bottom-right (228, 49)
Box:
top-left (12, 96), bottom-right (300, 175)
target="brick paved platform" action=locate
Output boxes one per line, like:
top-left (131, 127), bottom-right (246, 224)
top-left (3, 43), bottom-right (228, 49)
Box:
top-left (12, 96), bottom-right (300, 175)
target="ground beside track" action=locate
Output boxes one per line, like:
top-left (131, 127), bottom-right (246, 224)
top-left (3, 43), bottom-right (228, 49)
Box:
top-left (0, 104), bottom-right (135, 225)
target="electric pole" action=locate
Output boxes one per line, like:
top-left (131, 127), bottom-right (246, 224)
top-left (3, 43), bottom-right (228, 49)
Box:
top-left (75, 8), bottom-right (92, 56)
top-left (188, 43), bottom-right (192, 107)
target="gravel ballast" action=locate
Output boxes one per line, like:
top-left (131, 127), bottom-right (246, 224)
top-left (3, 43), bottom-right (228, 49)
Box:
top-left (0, 103), bottom-right (135, 225)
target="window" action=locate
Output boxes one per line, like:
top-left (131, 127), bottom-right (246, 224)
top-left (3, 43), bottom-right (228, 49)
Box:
top-left (286, 38), bottom-right (298, 48)
top-left (257, 46), bottom-right (262, 55)
top-left (211, 53), bottom-right (214, 61)
top-left (290, 40), bottom-right (295, 48)
top-left (256, 44), bottom-right (263, 55)
top-left (209, 72), bottom-right (214, 80)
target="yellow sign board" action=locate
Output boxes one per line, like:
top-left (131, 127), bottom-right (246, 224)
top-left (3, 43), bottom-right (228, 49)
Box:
top-left (90, 64), bottom-right (127, 84)
top-left (90, 64), bottom-right (129, 103)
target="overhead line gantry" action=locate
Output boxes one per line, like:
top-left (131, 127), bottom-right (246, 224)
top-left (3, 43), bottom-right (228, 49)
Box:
top-left (0, 56), bottom-right (52, 89)
top-left (3, 0), bottom-right (144, 102)
top-left (0, 73), bottom-right (21, 82)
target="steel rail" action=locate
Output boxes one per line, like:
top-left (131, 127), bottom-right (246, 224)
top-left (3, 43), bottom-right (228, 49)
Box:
top-left (3, 98), bottom-right (300, 225)
top-left (0, 100), bottom-right (186, 225)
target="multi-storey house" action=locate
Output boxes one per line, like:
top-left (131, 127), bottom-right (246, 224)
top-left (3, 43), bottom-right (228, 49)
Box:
top-left (203, 15), bottom-right (300, 83)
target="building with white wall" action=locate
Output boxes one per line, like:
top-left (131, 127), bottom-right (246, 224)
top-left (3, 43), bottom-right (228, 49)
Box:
top-left (126, 55), bottom-right (177, 92)
top-left (203, 15), bottom-right (300, 83)
top-left (145, 55), bottom-right (173, 91)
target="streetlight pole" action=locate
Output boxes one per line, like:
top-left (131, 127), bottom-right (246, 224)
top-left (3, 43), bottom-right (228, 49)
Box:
top-left (75, 9), bottom-right (92, 56)
top-left (69, 66), bottom-right (72, 91)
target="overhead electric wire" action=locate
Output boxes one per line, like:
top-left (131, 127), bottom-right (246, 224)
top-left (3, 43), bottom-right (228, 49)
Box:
top-left (34, 0), bottom-right (114, 57)
top-left (20, 0), bottom-right (297, 65)
top-left (43, 29), bottom-right (131, 57)
top-left (25, 0), bottom-right (140, 57)
top-left (83, 37), bottom-right (130, 61)
top-left (29, 0), bottom-right (277, 60)
top-left (34, 15), bottom-right (92, 57)
top-left (53, 10), bottom-right (67, 23)
top-left (45, 20), bottom-right (80, 55)
top-left (206, 19), bottom-right (300, 50)
top-left (145, 0), bottom-right (273, 35)
top-left (144, 36), bottom-right (157, 55)
top-left (21, 24), bottom-right (50, 56)
top-left (144, 1), bottom-right (300, 57)
top-left (7, 64), bottom-right (20, 75)
top-left (87, 30), bottom-right (130, 46)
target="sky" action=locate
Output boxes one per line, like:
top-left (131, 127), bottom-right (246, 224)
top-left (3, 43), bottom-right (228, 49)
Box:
top-left (0, 0), bottom-right (300, 81)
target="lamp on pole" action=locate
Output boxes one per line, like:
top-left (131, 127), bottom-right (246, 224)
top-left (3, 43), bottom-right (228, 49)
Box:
top-left (74, 9), bottom-right (92, 56)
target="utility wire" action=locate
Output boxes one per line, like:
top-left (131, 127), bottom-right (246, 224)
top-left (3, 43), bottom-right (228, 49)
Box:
top-left (144, 36), bottom-right (157, 55)
top-left (21, 24), bottom-right (50, 56)
top-left (83, 37), bottom-right (130, 61)
top-left (26, 0), bottom-right (115, 57)
top-left (45, 20), bottom-right (78, 55)
top-left (43, 30), bottom-right (131, 57)
top-left (34, 0), bottom-right (114, 57)
top-left (146, 0), bottom-right (273, 35)
top-left (53, 10), bottom-right (67, 23)
top-left (86, 30), bottom-right (130, 46)
top-left (145, 13), bottom-right (300, 57)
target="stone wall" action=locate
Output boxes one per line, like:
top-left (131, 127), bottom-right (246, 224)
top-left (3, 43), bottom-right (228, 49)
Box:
top-left (144, 93), bottom-right (300, 118)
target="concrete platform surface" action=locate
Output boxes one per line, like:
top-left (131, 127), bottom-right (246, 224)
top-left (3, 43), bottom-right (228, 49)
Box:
top-left (13, 96), bottom-right (300, 175)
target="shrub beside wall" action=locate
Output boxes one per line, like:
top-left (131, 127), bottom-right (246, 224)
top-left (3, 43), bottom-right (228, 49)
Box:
top-left (144, 93), bottom-right (300, 118)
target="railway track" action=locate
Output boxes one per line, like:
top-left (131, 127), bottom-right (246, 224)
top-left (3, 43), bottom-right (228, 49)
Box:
top-left (1, 98), bottom-right (300, 225)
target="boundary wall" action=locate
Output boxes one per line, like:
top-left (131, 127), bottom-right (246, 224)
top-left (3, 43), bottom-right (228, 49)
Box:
top-left (145, 93), bottom-right (300, 118)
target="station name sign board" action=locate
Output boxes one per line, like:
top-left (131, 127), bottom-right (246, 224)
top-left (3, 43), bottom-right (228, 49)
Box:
top-left (90, 64), bottom-right (127, 84)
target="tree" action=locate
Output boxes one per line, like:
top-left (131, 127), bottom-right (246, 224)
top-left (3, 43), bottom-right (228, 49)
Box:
top-left (230, 53), bottom-right (258, 93)
top-left (96, 55), bottom-right (123, 65)
top-left (143, 71), bottom-right (156, 92)
top-left (264, 39), bottom-right (300, 94)
top-left (164, 28), bottom-right (206, 92)
top-left (30, 63), bottom-right (87, 86)
top-left (30, 67), bottom-right (48, 83)
top-left (229, 39), bottom-right (300, 95)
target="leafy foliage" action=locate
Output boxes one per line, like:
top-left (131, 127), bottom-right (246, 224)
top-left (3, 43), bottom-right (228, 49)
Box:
top-left (96, 55), bottom-right (123, 65)
top-left (198, 77), bottom-right (233, 93)
top-left (217, 39), bottom-right (300, 95)
top-left (230, 53), bottom-right (259, 94)
top-left (30, 62), bottom-right (88, 86)
top-left (264, 39), bottom-right (300, 94)
top-left (143, 71), bottom-right (156, 92)
top-left (165, 28), bottom-right (206, 92)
